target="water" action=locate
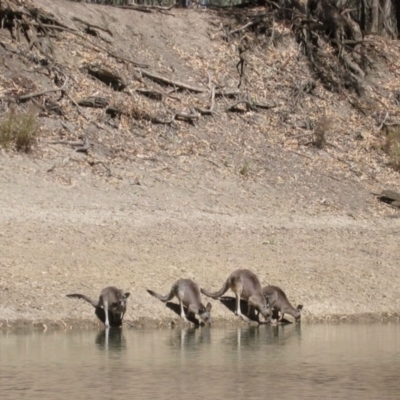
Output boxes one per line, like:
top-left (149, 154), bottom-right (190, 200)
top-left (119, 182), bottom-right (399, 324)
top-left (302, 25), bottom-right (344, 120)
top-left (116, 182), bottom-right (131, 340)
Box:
top-left (0, 323), bottom-right (399, 399)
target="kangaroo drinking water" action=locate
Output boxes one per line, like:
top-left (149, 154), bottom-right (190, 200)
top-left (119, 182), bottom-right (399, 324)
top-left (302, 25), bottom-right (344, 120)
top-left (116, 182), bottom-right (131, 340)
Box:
top-left (67, 286), bottom-right (131, 328)
top-left (147, 279), bottom-right (212, 325)
top-left (262, 285), bottom-right (303, 323)
top-left (201, 269), bottom-right (271, 323)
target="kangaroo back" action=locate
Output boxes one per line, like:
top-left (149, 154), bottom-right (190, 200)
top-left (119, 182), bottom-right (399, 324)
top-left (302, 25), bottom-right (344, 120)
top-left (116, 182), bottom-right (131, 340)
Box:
top-left (236, 269), bottom-right (264, 300)
top-left (263, 285), bottom-right (302, 321)
top-left (263, 285), bottom-right (291, 309)
top-left (202, 269), bottom-right (270, 322)
top-left (233, 269), bottom-right (270, 318)
top-left (177, 279), bottom-right (212, 324)
top-left (177, 279), bottom-right (202, 305)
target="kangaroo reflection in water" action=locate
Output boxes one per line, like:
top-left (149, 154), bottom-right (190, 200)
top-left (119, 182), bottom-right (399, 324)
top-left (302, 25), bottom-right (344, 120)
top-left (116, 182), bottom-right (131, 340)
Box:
top-left (229, 323), bottom-right (302, 354)
top-left (165, 323), bottom-right (302, 364)
top-left (168, 326), bottom-right (212, 353)
top-left (95, 328), bottom-right (126, 352)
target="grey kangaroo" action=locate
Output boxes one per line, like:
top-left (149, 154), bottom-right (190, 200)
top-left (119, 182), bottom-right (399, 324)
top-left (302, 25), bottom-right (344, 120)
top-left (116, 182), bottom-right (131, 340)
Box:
top-left (147, 279), bottom-right (212, 325)
top-left (262, 285), bottom-right (303, 323)
top-left (201, 269), bottom-right (271, 323)
top-left (67, 286), bottom-right (130, 328)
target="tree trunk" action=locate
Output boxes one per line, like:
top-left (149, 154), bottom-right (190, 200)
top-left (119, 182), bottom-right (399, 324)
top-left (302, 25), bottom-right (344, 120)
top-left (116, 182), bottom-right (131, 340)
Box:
top-left (360, 0), bottom-right (367, 32)
top-left (381, 0), bottom-right (396, 37)
top-left (394, 0), bottom-right (400, 38)
top-left (370, 0), bottom-right (379, 33)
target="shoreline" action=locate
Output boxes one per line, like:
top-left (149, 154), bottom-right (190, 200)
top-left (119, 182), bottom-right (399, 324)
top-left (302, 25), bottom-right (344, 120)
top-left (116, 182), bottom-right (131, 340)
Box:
top-left (1, 312), bottom-right (399, 332)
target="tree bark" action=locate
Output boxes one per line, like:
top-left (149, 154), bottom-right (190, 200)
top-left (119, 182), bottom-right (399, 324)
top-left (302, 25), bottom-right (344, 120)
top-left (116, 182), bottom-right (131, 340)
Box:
top-left (381, 0), bottom-right (395, 37)
top-left (391, 0), bottom-right (400, 38)
top-left (370, 0), bottom-right (380, 33)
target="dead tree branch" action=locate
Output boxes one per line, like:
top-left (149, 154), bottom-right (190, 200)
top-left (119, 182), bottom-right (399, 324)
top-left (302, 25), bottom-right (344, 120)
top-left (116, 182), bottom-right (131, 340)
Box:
top-left (194, 72), bottom-right (216, 115)
top-left (16, 76), bottom-right (69, 102)
top-left (31, 23), bottom-right (148, 68)
top-left (140, 69), bottom-right (239, 97)
top-left (226, 99), bottom-right (277, 112)
top-left (117, 3), bottom-right (176, 12)
top-left (71, 17), bottom-right (113, 37)
top-left (75, 136), bottom-right (91, 153)
top-left (140, 70), bottom-right (206, 93)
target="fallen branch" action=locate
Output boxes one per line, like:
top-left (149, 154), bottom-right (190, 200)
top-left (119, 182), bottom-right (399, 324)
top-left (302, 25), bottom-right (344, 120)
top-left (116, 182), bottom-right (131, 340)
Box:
top-left (228, 21), bottom-right (256, 36)
top-left (16, 76), bottom-right (69, 102)
top-left (135, 88), bottom-right (181, 102)
top-left (377, 112), bottom-right (389, 131)
top-left (194, 72), bottom-right (216, 115)
top-left (77, 96), bottom-right (109, 108)
top-left (226, 99), bottom-right (276, 112)
top-left (48, 140), bottom-right (84, 146)
top-left (32, 23), bottom-right (148, 68)
top-left (140, 69), bottom-right (240, 97)
top-left (174, 108), bottom-right (200, 122)
top-left (135, 89), bottom-right (163, 101)
top-left (383, 121), bottom-right (400, 127)
top-left (117, 3), bottom-right (176, 12)
top-left (71, 17), bottom-right (113, 37)
top-left (284, 149), bottom-right (313, 160)
top-left (140, 70), bottom-right (206, 93)
top-left (75, 136), bottom-right (91, 153)
top-left (214, 89), bottom-right (240, 97)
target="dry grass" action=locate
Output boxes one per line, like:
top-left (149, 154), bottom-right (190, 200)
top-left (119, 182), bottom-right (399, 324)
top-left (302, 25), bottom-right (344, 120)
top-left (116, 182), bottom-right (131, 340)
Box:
top-left (239, 161), bottom-right (250, 176)
top-left (0, 111), bottom-right (38, 152)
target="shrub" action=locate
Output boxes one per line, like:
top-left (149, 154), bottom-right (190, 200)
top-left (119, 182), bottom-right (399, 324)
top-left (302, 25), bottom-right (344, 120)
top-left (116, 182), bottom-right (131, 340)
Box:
top-left (0, 111), bottom-right (38, 152)
top-left (239, 162), bottom-right (250, 176)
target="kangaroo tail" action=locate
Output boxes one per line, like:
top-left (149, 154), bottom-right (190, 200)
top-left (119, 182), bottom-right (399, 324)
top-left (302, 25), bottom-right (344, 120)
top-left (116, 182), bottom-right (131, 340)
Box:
top-left (146, 288), bottom-right (175, 303)
top-left (201, 280), bottom-right (229, 299)
top-left (66, 293), bottom-right (98, 308)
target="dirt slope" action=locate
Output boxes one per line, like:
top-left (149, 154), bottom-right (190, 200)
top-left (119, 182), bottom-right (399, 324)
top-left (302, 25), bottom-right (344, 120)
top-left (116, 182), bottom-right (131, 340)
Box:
top-left (0, 1), bottom-right (399, 329)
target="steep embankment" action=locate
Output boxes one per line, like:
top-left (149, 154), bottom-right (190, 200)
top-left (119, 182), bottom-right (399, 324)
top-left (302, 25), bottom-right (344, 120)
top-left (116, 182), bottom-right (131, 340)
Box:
top-left (0, 0), bottom-right (399, 329)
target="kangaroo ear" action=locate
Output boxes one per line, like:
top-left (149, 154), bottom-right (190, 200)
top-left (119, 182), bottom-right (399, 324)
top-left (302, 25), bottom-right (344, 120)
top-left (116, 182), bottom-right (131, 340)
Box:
top-left (297, 305), bottom-right (303, 311)
top-left (206, 302), bottom-right (212, 311)
top-left (124, 292), bottom-right (131, 299)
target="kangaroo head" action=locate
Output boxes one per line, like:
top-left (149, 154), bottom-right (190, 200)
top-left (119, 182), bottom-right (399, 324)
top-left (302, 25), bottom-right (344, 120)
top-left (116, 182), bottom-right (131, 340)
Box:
top-left (294, 304), bottom-right (303, 322)
top-left (112, 291), bottom-right (130, 310)
top-left (257, 298), bottom-right (271, 321)
top-left (199, 302), bottom-right (212, 325)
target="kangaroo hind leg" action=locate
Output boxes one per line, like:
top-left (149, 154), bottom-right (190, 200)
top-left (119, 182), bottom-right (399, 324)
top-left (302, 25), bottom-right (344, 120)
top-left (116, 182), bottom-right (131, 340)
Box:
top-left (179, 300), bottom-right (190, 324)
top-left (233, 281), bottom-right (250, 323)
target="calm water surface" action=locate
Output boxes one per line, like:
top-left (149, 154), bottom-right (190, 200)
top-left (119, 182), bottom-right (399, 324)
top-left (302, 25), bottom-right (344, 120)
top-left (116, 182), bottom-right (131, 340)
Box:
top-left (0, 324), bottom-right (399, 399)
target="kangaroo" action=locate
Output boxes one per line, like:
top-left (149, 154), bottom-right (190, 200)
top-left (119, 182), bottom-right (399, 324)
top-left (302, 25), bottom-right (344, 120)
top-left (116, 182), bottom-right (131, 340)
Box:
top-left (201, 269), bottom-right (271, 323)
top-left (147, 279), bottom-right (212, 325)
top-left (67, 286), bottom-right (131, 328)
top-left (262, 285), bottom-right (303, 323)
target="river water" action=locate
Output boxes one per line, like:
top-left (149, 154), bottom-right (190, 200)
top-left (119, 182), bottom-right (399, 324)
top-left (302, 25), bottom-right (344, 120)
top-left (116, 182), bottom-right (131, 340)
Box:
top-left (0, 323), bottom-right (399, 399)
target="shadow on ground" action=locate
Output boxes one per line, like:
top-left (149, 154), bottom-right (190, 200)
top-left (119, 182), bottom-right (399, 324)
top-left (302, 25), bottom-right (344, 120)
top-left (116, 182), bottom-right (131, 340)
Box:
top-left (166, 302), bottom-right (202, 325)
